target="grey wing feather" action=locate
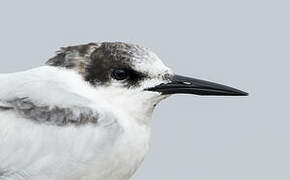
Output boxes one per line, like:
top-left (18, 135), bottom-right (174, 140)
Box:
top-left (0, 98), bottom-right (99, 126)
top-left (0, 67), bottom-right (103, 126)
top-left (0, 101), bottom-right (13, 110)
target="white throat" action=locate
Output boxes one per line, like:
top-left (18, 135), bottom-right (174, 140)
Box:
top-left (95, 87), bottom-right (166, 125)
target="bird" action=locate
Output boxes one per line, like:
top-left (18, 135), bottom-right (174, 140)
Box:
top-left (0, 42), bottom-right (247, 180)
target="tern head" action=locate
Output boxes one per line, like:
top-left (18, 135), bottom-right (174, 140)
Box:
top-left (46, 42), bottom-right (247, 123)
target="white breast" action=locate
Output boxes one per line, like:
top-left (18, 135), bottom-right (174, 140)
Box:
top-left (0, 110), bottom-right (150, 180)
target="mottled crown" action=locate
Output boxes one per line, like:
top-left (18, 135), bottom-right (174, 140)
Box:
top-left (45, 42), bottom-right (155, 85)
top-left (46, 42), bottom-right (150, 68)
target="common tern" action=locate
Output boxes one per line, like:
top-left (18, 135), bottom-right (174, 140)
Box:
top-left (0, 42), bottom-right (247, 180)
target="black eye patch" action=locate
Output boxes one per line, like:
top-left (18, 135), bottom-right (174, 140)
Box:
top-left (111, 67), bottom-right (147, 86)
top-left (122, 69), bottom-right (147, 87)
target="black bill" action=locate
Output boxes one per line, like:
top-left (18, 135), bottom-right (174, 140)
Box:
top-left (147, 75), bottom-right (248, 96)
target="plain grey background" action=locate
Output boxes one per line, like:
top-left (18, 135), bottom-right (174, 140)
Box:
top-left (0, 0), bottom-right (289, 179)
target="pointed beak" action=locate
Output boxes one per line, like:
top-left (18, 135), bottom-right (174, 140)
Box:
top-left (147, 75), bottom-right (248, 96)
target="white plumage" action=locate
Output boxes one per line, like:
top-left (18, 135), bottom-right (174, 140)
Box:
top-left (0, 42), bottom-right (247, 180)
top-left (0, 41), bottom-right (173, 180)
top-left (0, 66), bottom-right (161, 180)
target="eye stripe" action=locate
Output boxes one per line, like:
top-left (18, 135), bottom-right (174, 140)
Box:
top-left (124, 70), bottom-right (147, 87)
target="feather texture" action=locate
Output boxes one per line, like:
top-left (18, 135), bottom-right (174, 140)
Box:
top-left (0, 66), bottom-right (151, 180)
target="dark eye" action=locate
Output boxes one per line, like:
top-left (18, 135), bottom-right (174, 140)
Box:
top-left (112, 69), bottom-right (129, 80)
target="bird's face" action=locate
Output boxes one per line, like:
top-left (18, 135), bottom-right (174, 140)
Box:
top-left (46, 43), bottom-right (169, 106)
top-left (46, 42), bottom-right (247, 122)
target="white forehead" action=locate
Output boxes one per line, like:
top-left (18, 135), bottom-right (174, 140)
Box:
top-left (130, 47), bottom-right (173, 76)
